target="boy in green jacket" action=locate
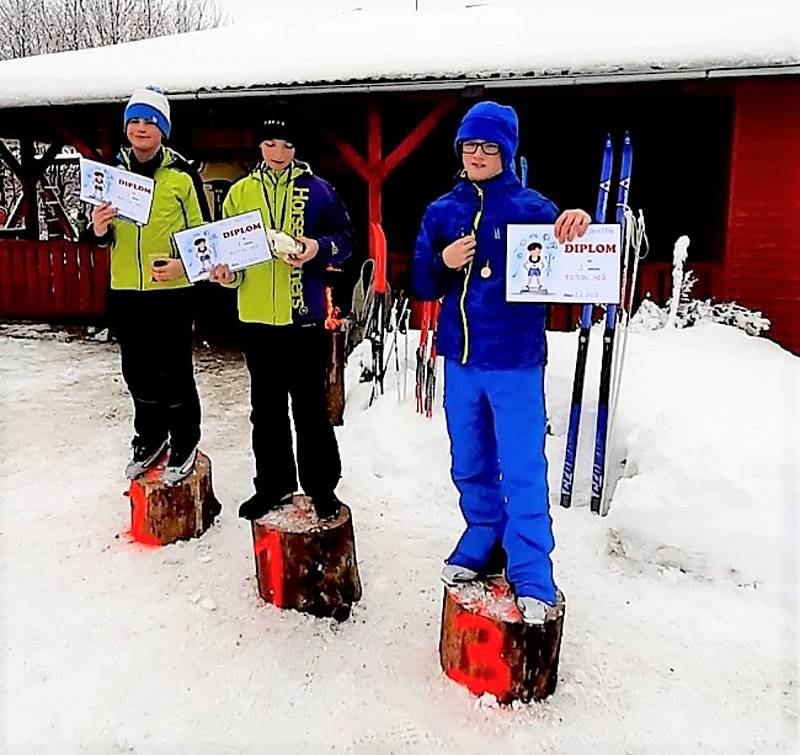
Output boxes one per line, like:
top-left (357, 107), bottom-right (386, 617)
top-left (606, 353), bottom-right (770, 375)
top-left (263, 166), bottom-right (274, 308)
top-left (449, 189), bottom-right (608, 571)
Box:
top-left (92, 86), bottom-right (210, 485)
top-left (209, 102), bottom-right (353, 521)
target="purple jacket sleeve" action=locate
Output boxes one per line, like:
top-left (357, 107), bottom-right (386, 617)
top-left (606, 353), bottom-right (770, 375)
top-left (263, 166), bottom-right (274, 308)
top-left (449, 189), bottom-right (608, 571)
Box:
top-left (314, 181), bottom-right (353, 266)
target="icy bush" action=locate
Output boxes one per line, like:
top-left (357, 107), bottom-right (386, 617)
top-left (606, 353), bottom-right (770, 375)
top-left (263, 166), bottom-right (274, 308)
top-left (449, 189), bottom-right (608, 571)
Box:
top-left (632, 269), bottom-right (771, 336)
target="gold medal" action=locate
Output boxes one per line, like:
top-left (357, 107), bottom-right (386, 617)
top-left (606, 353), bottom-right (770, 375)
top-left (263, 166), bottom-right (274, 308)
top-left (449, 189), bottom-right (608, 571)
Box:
top-left (480, 262), bottom-right (492, 279)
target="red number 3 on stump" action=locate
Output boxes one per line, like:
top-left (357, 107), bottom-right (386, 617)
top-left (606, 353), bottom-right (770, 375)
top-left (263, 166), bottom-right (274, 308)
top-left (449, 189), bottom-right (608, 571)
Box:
top-left (440, 580), bottom-right (566, 704)
top-left (448, 613), bottom-right (512, 698)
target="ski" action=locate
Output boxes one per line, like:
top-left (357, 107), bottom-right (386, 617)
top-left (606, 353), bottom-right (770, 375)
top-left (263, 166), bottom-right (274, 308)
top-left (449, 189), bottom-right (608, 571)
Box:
top-left (424, 300), bottom-right (441, 419)
top-left (368, 222), bottom-right (389, 407)
top-left (560, 134), bottom-right (614, 508)
top-left (600, 207), bottom-right (648, 517)
top-left (378, 291), bottom-right (410, 402)
top-left (591, 132), bottom-right (633, 514)
top-left (416, 301), bottom-right (432, 414)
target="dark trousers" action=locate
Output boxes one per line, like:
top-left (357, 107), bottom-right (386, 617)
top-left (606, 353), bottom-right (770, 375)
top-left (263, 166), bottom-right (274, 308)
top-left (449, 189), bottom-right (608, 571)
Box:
top-left (241, 322), bottom-right (341, 500)
top-left (108, 288), bottom-right (201, 450)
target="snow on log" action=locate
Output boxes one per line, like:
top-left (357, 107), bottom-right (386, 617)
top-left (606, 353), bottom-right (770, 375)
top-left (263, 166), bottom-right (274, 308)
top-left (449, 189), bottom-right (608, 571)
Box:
top-left (127, 451), bottom-right (221, 546)
top-left (251, 495), bottom-right (362, 621)
top-left (439, 578), bottom-right (565, 704)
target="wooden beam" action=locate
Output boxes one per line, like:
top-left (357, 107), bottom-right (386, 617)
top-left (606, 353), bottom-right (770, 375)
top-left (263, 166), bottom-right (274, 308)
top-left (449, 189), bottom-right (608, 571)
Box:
top-left (55, 124), bottom-right (103, 161)
top-left (384, 97), bottom-right (458, 178)
top-left (20, 139), bottom-right (38, 240)
top-left (6, 194), bottom-right (26, 229)
top-left (0, 140), bottom-right (23, 178)
top-left (328, 134), bottom-right (371, 184)
top-left (33, 142), bottom-right (62, 180)
top-left (367, 105), bottom-right (383, 231)
top-left (0, 228), bottom-right (25, 238)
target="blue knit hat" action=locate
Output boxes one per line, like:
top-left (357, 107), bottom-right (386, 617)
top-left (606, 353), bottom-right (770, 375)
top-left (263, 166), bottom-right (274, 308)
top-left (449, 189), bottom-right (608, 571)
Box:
top-left (454, 101), bottom-right (519, 168)
top-left (124, 86), bottom-right (171, 139)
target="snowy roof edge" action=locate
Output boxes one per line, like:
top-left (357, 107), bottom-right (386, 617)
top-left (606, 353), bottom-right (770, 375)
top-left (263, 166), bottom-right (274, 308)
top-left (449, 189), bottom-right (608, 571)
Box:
top-left (4, 62), bottom-right (798, 110)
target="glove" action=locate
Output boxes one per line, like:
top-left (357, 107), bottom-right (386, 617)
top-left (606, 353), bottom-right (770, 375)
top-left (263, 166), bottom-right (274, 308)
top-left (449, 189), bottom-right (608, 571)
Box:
top-left (267, 229), bottom-right (303, 262)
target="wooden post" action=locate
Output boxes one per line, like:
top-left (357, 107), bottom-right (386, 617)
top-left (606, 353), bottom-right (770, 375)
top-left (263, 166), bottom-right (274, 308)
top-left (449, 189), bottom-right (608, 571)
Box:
top-left (367, 104), bottom-right (383, 239)
top-left (251, 495), bottom-right (362, 621)
top-left (329, 97), bottom-right (458, 261)
top-left (128, 451), bottom-right (221, 546)
top-left (0, 139), bottom-right (63, 240)
top-left (325, 328), bottom-right (346, 426)
top-left (19, 139), bottom-right (37, 240)
top-left (440, 578), bottom-right (566, 704)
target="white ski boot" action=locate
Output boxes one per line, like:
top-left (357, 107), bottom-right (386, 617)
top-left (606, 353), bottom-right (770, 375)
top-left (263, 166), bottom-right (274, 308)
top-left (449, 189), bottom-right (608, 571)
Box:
top-left (441, 563), bottom-right (479, 586)
top-left (516, 596), bottom-right (552, 625)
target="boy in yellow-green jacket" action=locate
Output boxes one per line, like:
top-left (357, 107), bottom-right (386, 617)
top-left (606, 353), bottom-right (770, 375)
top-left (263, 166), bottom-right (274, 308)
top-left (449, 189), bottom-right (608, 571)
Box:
top-left (92, 86), bottom-right (210, 485)
top-left (209, 102), bottom-right (353, 521)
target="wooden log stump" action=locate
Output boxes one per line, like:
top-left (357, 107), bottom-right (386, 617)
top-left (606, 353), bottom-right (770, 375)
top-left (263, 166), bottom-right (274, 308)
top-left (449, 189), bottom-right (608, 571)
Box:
top-left (440, 578), bottom-right (565, 704)
top-left (251, 495), bottom-right (361, 621)
top-left (128, 451), bottom-right (221, 546)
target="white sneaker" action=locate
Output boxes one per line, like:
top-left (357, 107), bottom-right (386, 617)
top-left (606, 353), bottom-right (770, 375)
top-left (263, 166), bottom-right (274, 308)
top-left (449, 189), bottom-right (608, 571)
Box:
top-left (441, 563), bottom-right (479, 586)
top-left (162, 445), bottom-right (198, 486)
top-left (125, 438), bottom-right (168, 480)
top-left (516, 596), bottom-right (552, 625)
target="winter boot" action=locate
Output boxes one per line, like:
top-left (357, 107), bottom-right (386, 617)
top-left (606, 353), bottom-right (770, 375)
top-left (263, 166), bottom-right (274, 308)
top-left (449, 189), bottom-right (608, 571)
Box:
top-left (238, 491), bottom-right (293, 521)
top-left (441, 562), bottom-right (479, 586)
top-left (162, 442), bottom-right (198, 486)
top-left (516, 596), bottom-right (553, 625)
top-left (311, 491), bottom-right (342, 522)
top-left (125, 437), bottom-right (168, 480)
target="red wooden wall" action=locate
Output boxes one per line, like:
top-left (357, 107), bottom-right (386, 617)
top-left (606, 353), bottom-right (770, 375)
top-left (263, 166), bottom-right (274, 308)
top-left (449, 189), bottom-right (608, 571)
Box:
top-left (725, 78), bottom-right (800, 354)
top-left (0, 241), bottom-right (109, 319)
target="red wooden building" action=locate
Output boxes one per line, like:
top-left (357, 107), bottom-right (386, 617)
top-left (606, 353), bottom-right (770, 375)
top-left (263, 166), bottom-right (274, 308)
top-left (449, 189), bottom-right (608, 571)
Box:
top-left (0, 4), bottom-right (798, 351)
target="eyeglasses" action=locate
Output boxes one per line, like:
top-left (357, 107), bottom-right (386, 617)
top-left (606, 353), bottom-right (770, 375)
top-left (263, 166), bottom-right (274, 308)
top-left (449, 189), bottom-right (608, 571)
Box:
top-left (461, 141), bottom-right (501, 156)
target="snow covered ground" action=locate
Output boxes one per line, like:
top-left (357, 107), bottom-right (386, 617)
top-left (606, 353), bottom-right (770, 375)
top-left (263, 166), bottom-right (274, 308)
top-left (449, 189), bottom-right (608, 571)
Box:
top-left (1, 320), bottom-right (797, 753)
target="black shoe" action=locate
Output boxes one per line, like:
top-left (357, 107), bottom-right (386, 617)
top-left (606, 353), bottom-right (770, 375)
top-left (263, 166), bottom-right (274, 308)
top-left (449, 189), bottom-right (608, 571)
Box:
top-left (481, 541), bottom-right (508, 578)
top-left (125, 436), bottom-right (168, 479)
top-left (238, 491), bottom-right (293, 521)
top-left (311, 492), bottom-right (342, 522)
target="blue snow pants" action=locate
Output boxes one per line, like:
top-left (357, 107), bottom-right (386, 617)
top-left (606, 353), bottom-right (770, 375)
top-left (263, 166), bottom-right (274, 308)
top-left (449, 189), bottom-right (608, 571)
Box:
top-left (443, 358), bottom-right (556, 604)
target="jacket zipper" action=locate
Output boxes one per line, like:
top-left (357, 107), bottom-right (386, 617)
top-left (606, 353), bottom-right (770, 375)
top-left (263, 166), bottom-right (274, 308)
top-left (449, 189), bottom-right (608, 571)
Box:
top-left (459, 183), bottom-right (484, 364)
top-left (137, 225), bottom-right (143, 290)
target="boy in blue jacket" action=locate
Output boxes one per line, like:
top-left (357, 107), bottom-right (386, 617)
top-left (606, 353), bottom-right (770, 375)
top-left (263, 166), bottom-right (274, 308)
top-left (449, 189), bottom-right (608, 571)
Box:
top-left (412, 101), bottom-right (590, 624)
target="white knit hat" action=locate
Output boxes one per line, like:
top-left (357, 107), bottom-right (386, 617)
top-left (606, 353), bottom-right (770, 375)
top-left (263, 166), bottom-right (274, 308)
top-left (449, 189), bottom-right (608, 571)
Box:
top-left (124, 86), bottom-right (171, 139)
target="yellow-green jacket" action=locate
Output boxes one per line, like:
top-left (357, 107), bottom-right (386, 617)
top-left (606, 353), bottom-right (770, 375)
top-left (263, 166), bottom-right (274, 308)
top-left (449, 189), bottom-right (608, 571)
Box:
top-left (221, 161), bottom-right (353, 325)
top-left (102, 147), bottom-right (209, 291)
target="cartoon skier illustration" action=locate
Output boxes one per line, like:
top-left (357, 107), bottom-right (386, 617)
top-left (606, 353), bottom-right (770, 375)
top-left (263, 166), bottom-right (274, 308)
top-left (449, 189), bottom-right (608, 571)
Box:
top-left (522, 241), bottom-right (546, 292)
top-left (92, 170), bottom-right (107, 201)
top-left (194, 236), bottom-right (214, 272)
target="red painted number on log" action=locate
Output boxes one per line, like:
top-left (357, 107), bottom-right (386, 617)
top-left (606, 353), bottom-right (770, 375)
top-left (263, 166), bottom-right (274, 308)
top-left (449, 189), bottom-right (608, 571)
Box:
top-left (254, 532), bottom-right (285, 608)
top-left (128, 481), bottom-right (161, 547)
top-left (448, 613), bottom-right (512, 698)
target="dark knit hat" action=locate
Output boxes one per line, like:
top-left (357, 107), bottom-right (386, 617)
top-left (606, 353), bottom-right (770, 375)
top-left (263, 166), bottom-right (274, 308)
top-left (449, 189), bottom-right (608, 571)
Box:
top-left (257, 102), bottom-right (298, 146)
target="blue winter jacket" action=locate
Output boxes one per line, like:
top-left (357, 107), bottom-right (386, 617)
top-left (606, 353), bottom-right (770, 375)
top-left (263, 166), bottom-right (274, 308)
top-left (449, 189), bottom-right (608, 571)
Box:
top-left (412, 168), bottom-right (559, 369)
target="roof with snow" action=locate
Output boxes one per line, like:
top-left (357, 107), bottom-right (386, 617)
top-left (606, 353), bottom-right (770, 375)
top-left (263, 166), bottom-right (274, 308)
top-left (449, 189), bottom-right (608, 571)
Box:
top-left (0, 0), bottom-right (798, 109)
